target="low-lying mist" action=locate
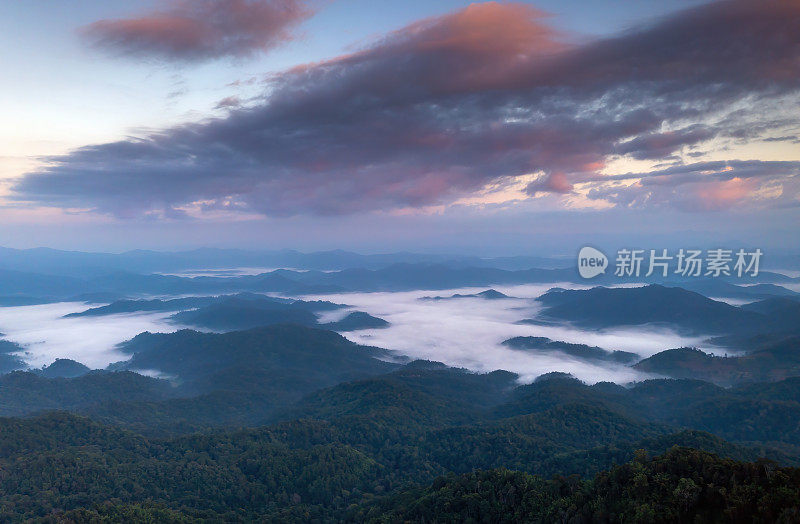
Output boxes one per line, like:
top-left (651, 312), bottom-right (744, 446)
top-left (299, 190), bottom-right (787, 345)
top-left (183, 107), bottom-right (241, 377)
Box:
top-left (0, 282), bottom-right (722, 384)
top-left (0, 302), bottom-right (179, 369)
top-left (302, 283), bottom-right (709, 384)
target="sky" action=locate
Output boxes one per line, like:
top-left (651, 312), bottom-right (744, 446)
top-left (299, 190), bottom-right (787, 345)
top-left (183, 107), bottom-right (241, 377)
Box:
top-left (1, 0), bottom-right (798, 255)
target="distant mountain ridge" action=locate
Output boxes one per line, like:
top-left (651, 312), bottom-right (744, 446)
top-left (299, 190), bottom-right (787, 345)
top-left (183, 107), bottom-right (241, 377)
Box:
top-left (2, 264), bottom-right (797, 304)
top-left (0, 245), bottom-right (569, 276)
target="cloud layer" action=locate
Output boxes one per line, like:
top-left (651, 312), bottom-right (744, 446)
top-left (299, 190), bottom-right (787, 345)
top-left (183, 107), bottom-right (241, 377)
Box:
top-left (81, 0), bottom-right (314, 62)
top-left (303, 284), bottom-right (709, 384)
top-left (15, 0), bottom-right (800, 217)
top-left (0, 302), bottom-right (179, 369)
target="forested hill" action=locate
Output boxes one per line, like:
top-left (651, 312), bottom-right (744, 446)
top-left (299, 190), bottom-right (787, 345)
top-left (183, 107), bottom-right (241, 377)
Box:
top-left (0, 324), bottom-right (799, 519)
top-left (1, 411), bottom-right (798, 521)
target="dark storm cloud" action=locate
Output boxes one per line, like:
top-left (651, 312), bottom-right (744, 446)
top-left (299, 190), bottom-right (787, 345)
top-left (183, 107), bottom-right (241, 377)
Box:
top-left (14, 0), bottom-right (800, 217)
top-left (613, 126), bottom-right (717, 161)
top-left (81, 0), bottom-right (314, 62)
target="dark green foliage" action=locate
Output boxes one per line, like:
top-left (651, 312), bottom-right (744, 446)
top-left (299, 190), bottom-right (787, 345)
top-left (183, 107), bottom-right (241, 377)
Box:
top-left (353, 468), bottom-right (555, 523)
top-left (358, 448), bottom-right (800, 523)
top-left (1, 406), bottom-right (795, 522)
top-left (491, 374), bottom-right (800, 455)
top-left (0, 364), bottom-right (798, 520)
top-left (0, 371), bottom-right (178, 417)
top-left (0, 412), bottom-right (383, 520)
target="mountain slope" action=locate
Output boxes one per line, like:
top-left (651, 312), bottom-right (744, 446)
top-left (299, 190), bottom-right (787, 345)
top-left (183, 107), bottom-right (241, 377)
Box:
top-left (532, 284), bottom-right (769, 335)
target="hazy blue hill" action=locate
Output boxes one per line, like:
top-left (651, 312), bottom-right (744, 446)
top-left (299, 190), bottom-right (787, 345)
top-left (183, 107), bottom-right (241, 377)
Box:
top-left (476, 289), bottom-right (510, 299)
top-left (170, 298), bottom-right (320, 331)
top-left (1, 259), bottom-right (798, 300)
top-left (0, 295), bottom-right (55, 306)
top-left (166, 295), bottom-right (357, 332)
top-left (0, 354), bottom-right (26, 374)
top-left (65, 296), bottom-right (221, 317)
top-left (421, 288), bottom-right (511, 300)
top-left (312, 264), bottom-right (573, 291)
top-left (324, 311), bottom-right (389, 331)
top-left (89, 271), bottom-right (207, 295)
top-left (502, 335), bottom-right (639, 364)
top-left (677, 280), bottom-right (799, 300)
top-left (2, 245), bottom-right (796, 281)
top-left (635, 338), bottom-right (800, 385)
top-left (0, 269), bottom-right (89, 297)
top-left (36, 358), bottom-right (91, 378)
top-left (0, 339), bottom-right (27, 374)
top-left (66, 292), bottom-right (346, 319)
top-left (742, 297), bottom-right (800, 332)
top-left (268, 264), bottom-right (574, 292)
top-left (532, 284), bottom-right (769, 335)
top-left (738, 283), bottom-right (800, 297)
top-left (84, 269), bottom-right (340, 296)
top-left (242, 272), bottom-right (345, 293)
top-left (0, 245), bottom-right (567, 275)
top-left (117, 324), bottom-right (399, 392)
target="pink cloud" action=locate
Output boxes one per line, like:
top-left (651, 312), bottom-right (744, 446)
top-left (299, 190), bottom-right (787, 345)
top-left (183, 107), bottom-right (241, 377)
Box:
top-left (526, 172), bottom-right (574, 196)
top-left (82, 0), bottom-right (314, 61)
top-left (691, 177), bottom-right (759, 211)
top-left (15, 1), bottom-right (800, 217)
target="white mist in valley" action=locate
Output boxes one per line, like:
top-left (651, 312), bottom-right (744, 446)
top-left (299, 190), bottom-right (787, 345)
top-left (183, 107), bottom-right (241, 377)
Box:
top-left (0, 282), bottom-right (716, 383)
top-left (304, 283), bottom-right (707, 384)
top-left (0, 302), bottom-right (179, 369)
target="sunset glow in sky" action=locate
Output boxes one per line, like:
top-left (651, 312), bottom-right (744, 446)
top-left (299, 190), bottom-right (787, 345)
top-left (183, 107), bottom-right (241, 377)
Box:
top-left (1, 0), bottom-right (798, 253)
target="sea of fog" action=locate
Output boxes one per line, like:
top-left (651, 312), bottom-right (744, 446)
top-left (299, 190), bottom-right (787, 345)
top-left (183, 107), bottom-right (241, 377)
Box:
top-left (0, 302), bottom-right (179, 369)
top-left (0, 282), bottom-right (720, 384)
top-left (301, 283), bottom-right (711, 384)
